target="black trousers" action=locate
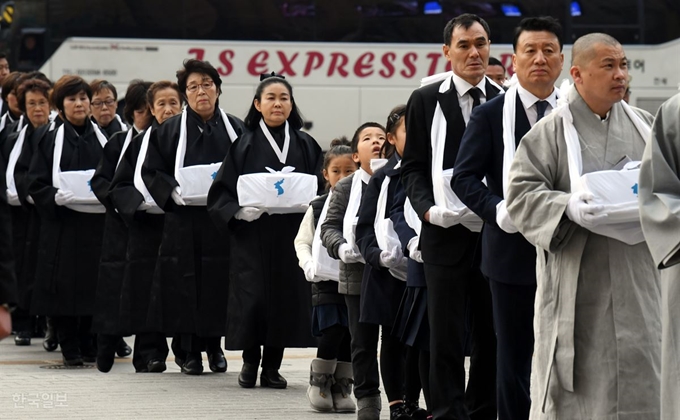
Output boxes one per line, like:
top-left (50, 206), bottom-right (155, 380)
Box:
top-left (53, 316), bottom-right (95, 360)
top-left (488, 279), bottom-right (536, 420)
top-left (132, 332), bottom-right (171, 372)
top-left (242, 345), bottom-right (285, 370)
top-left (317, 324), bottom-right (351, 362)
top-left (178, 334), bottom-right (221, 354)
top-left (424, 263), bottom-right (496, 420)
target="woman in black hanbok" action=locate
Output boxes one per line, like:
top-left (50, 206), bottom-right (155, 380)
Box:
top-left (90, 79), bottom-right (152, 372)
top-left (142, 59), bottom-right (245, 375)
top-left (28, 75), bottom-right (108, 365)
top-left (89, 80), bottom-right (126, 138)
top-left (208, 74), bottom-right (323, 389)
top-left (109, 81), bottom-right (183, 373)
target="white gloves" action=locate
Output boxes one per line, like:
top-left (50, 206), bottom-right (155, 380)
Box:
top-left (407, 236), bottom-right (423, 263)
top-left (235, 206), bottom-right (265, 222)
top-left (338, 243), bottom-right (363, 264)
top-left (303, 261), bottom-right (317, 282)
top-left (495, 200), bottom-right (518, 234)
top-left (171, 187), bottom-right (186, 206)
top-left (565, 191), bottom-right (608, 229)
top-left (379, 245), bottom-right (403, 268)
top-left (427, 205), bottom-right (459, 228)
top-left (137, 202), bottom-right (152, 211)
top-left (54, 189), bottom-right (75, 206)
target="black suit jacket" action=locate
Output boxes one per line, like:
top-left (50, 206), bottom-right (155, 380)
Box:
top-left (451, 92), bottom-right (536, 284)
top-left (401, 77), bottom-right (500, 266)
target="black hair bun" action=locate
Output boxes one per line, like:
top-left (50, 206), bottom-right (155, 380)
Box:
top-left (329, 136), bottom-right (351, 148)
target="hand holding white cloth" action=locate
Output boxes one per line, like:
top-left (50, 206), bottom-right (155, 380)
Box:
top-left (496, 200), bottom-right (519, 234)
top-left (54, 189), bottom-right (75, 206)
top-left (427, 205), bottom-right (459, 228)
top-left (379, 245), bottom-right (403, 268)
top-left (338, 243), bottom-right (363, 264)
top-left (235, 206), bottom-right (264, 222)
top-left (565, 191), bottom-right (609, 229)
top-left (303, 260), bottom-right (318, 282)
top-left (171, 187), bottom-right (186, 206)
top-left (407, 237), bottom-right (423, 263)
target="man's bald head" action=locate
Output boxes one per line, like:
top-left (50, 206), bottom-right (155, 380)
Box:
top-left (571, 33), bottom-right (621, 66)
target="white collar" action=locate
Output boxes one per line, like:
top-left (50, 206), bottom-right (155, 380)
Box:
top-left (517, 84), bottom-right (559, 110)
top-left (359, 168), bottom-right (371, 184)
top-left (451, 72), bottom-right (487, 98)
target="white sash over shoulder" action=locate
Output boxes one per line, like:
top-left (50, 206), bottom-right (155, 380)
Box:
top-left (52, 122), bottom-right (108, 213)
top-left (311, 192), bottom-right (340, 282)
top-left (560, 85), bottom-right (651, 245)
top-left (374, 161), bottom-right (407, 280)
top-left (5, 125), bottom-right (28, 206)
top-left (173, 107), bottom-right (239, 206)
top-left (341, 169), bottom-right (367, 263)
top-left (133, 128), bottom-right (163, 213)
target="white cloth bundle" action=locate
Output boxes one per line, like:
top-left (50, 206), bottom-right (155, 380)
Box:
top-left (560, 85), bottom-right (651, 245)
top-left (311, 192), bottom-right (340, 282)
top-left (173, 107), bottom-right (239, 206)
top-left (237, 166), bottom-right (317, 214)
top-left (133, 128), bottom-right (163, 213)
top-left (374, 161), bottom-right (407, 281)
top-left (52, 122), bottom-right (108, 213)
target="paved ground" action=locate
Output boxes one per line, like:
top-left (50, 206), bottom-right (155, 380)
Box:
top-left (0, 335), bottom-right (423, 419)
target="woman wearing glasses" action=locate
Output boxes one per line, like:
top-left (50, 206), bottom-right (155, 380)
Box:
top-left (208, 74), bottom-right (323, 389)
top-left (90, 80), bottom-right (127, 138)
top-left (90, 79), bottom-right (153, 372)
top-left (142, 59), bottom-right (245, 375)
top-left (28, 75), bottom-right (109, 366)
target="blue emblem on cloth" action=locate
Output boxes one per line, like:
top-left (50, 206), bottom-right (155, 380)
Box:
top-left (631, 183), bottom-right (639, 196)
top-left (274, 179), bottom-right (285, 196)
top-left (87, 180), bottom-right (92, 192)
top-left (211, 171), bottom-right (218, 180)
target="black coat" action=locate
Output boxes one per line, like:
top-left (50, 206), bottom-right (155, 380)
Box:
top-left (401, 78), bottom-right (500, 266)
top-left (142, 108), bottom-right (245, 337)
top-left (108, 123), bottom-right (163, 334)
top-left (451, 92), bottom-right (537, 284)
top-left (207, 122), bottom-right (323, 349)
top-left (309, 193), bottom-right (344, 307)
top-left (28, 120), bottom-right (106, 316)
top-left (90, 129), bottom-right (137, 334)
top-left (355, 154), bottom-right (405, 326)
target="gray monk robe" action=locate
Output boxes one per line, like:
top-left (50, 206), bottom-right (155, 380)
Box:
top-left (506, 87), bottom-right (661, 420)
top-left (639, 92), bottom-right (680, 420)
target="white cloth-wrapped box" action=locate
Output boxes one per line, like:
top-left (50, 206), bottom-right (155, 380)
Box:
top-left (237, 166), bottom-right (317, 214)
top-left (59, 170), bottom-right (106, 213)
top-left (176, 162), bottom-right (221, 206)
top-left (580, 165), bottom-right (640, 221)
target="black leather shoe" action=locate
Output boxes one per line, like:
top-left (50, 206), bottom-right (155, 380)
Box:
top-left (43, 318), bottom-right (58, 352)
top-left (208, 351), bottom-right (227, 373)
top-left (82, 355), bottom-right (96, 363)
top-left (14, 332), bottom-right (31, 346)
top-left (181, 353), bottom-right (203, 375)
top-left (96, 356), bottom-right (114, 373)
top-left (116, 339), bottom-right (132, 358)
top-left (260, 369), bottom-right (287, 389)
top-left (63, 357), bottom-right (83, 367)
top-left (238, 363), bottom-right (258, 388)
top-left (147, 359), bottom-right (167, 373)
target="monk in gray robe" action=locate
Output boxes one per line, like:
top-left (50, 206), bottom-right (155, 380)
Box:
top-left (506, 33), bottom-right (661, 419)
top-left (639, 92), bottom-right (680, 420)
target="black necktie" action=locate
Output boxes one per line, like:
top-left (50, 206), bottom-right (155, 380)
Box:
top-left (468, 87), bottom-right (482, 109)
top-left (535, 100), bottom-right (549, 121)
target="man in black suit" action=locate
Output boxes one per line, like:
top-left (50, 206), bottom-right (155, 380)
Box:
top-left (451, 17), bottom-right (564, 420)
top-left (401, 13), bottom-right (501, 420)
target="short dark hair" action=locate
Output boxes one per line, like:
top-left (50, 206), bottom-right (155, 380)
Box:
top-left (244, 77), bottom-right (304, 130)
top-left (146, 80), bottom-right (183, 109)
top-left (50, 75), bottom-right (92, 113)
top-left (122, 79), bottom-right (152, 125)
top-left (176, 59), bottom-right (222, 98)
top-left (1, 72), bottom-right (23, 101)
top-left (17, 78), bottom-right (51, 114)
top-left (488, 57), bottom-right (505, 71)
top-left (0, 51), bottom-right (7, 60)
top-left (443, 13), bottom-right (490, 46)
top-left (89, 79), bottom-right (118, 100)
top-left (350, 122), bottom-right (385, 154)
top-left (512, 16), bottom-right (563, 52)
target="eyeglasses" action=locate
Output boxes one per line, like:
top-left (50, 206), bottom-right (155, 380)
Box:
top-left (186, 80), bottom-right (215, 94)
top-left (91, 99), bottom-right (116, 108)
top-left (27, 100), bottom-right (49, 109)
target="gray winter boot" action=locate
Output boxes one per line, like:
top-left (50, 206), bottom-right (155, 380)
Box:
top-left (332, 361), bottom-right (356, 412)
top-left (307, 358), bottom-right (337, 412)
top-left (356, 395), bottom-right (381, 420)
